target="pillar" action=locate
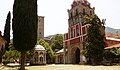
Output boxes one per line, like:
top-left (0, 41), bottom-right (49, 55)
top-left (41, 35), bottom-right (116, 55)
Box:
top-left (44, 51), bottom-right (46, 64)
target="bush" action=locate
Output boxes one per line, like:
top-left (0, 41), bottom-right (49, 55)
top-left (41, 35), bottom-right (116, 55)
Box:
top-left (104, 48), bottom-right (120, 63)
top-left (2, 59), bottom-right (10, 65)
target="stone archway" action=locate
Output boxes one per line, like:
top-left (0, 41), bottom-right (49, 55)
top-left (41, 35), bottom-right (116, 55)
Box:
top-left (69, 47), bottom-right (80, 64)
top-left (75, 48), bottom-right (80, 64)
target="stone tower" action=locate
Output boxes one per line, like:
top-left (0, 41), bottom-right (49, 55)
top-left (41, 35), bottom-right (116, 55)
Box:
top-left (37, 16), bottom-right (44, 40)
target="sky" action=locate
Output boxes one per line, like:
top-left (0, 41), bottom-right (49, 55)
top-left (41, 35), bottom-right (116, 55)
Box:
top-left (0, 0), bottom-right (120, 37)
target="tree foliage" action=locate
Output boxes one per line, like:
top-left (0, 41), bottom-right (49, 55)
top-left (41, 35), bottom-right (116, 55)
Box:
top-left (37, 39), bottom-right (54, 63)
top-left (13, 0), bottom-right (37, 51)
top-left (2, 42), bottom-right (20, 65)
top-left (83, 15), bottom-right (105, 65)
top-left (24, 49), bottom-right (34, 63)
top-left (50, 34), bottom-right (63, 52)
top-left (13, 0), bottom-right (37, 69)
top-left (104, 48), bottom-right (120, 60)
top-left (4, 11), bottom-right (11, 50)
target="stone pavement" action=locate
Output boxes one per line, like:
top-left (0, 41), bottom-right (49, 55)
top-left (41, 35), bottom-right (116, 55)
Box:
top-left (1, 64), bottom-right (120, 70)
top-left (26, 64), bottom-right (120, 70)
top-left (0, 63), bottom-right (4, 70)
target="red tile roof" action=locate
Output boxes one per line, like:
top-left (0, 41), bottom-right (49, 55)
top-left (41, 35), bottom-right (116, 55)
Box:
top-left (105, 43), bottom-right (120, 49)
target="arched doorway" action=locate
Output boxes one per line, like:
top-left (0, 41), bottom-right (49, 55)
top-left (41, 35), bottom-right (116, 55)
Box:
top-left (75, 48), bottom-right (80, 64)
top-left (40, 57), bottom-right (43, 63)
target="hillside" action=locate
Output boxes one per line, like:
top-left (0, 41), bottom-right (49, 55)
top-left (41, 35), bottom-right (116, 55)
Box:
top-left (44, 34), bottom-right (63, 40)
top-left (105, 27), bottom-right (120, 34)
top-left (44, 27), bottom-right (120, 38)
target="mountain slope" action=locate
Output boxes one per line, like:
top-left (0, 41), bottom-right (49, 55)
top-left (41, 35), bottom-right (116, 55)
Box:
top-left (105, 27), bottom-right (120, 34)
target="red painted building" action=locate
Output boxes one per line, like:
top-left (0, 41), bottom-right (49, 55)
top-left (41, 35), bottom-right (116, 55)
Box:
top-left (63, 0), bottom-right (119, 64)
top-left (105, 37), bottom-right (120, 49)
top-left (64, 0), bottom-right (95, 64)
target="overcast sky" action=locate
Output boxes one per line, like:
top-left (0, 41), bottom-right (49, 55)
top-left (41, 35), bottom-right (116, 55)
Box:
top-left (0, 0), bottom-right (120, 37)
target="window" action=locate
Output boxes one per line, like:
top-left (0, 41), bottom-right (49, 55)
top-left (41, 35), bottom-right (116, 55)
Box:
top-left (35, 52), bottom-right (38, 56)
top-left (83, 8), bottom-right (85, 14)
top-left (90, 11), bottom-right (92, 15)
top-left (79, 27), bottom-right (81, 35)
top-left (76, 28), bottom-right (79, 36)
top-left (71, 28), bottom-right (73, 38)
top-left (40, 52), bottom-right (43, 54)
top-left (70, 13), bottom-right (74, 26)
top-left (71, 32), bottom-right (73, 38)
top-left (76, 9), bottom-right (78, 16)
top-left (74, 29), bottom-right (75, 37)
top-left (71, 13), bottom-right (73, 19)
top-left (82, 27), bottom-right (85, 34)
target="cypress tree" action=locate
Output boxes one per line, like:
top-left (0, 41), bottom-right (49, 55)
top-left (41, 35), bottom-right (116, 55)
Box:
top-left (4, 11), bottom-right (11, 51)
top-left (13, 0), bottom-right (37, 70)
top-left (83, 15), bottom-right (105, 65)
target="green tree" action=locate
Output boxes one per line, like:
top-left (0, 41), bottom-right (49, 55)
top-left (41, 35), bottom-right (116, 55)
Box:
top-left (37, 39), bottom-right (54, 63)
top-left (3, 11), bottom-right (11, 51)
top-left (104, 48), bottom-right (120, 63)
top-left (25, 49), bottom-right (34, 63)
top-left (51, 34), bottom-right (63, 52)
top-left (2, 42), bottom-right (20, 65)
top-left (83, 15), bottom-right (105, 65)
top-left (13, 0), bottom-right (37, 69)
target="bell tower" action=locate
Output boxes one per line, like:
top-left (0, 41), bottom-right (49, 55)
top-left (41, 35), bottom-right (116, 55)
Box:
top-left (64, 0), bottom-right (95, 64)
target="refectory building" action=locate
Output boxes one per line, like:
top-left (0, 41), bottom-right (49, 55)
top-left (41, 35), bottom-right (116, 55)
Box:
top-left (64, 0), bottom-right (95, 64)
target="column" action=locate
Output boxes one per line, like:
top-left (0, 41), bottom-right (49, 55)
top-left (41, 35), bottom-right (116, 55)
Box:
top-left (63, 47), bottom-right (66, 64)
top-left (44, 52), bottom-right (46, 64)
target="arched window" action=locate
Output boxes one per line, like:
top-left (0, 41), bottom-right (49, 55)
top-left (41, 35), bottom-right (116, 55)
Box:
top-left (35, 52), bottom-right (38, 55)
top-left (76, 25), bottom-right (79, 36)
top-left (82, 27), bottom-right (86, 34)
top-left (70, 13), bottom-right (73, 26)
top-left (71, 28), bottom-right (73, 38)
top-left (34, 52), bottom-right (38, 62)
top-left (40, 52), bottom-right (43, 55)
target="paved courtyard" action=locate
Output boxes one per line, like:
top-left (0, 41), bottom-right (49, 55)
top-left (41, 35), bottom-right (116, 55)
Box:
top-left (1, 64), bottom-right (120, 70)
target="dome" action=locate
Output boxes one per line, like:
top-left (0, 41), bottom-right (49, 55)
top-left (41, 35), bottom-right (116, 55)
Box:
top-left (35, 45), bottom-right (45, 51)
top-left (56, 48), bottom-right (64, 53)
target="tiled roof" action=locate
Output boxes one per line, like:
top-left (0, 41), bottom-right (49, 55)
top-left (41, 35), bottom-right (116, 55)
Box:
top-left (105, 43), bottom-right (120, 49)
top-left (106, 37), bottom-right (120, 41)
